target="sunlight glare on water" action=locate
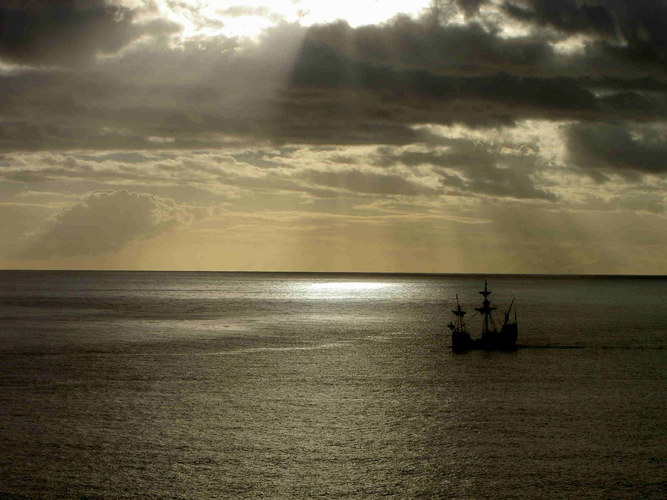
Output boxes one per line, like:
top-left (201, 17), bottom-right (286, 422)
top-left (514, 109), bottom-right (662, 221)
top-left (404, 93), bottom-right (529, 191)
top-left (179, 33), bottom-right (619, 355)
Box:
top-left (300, 280), bottom-right (396, 300)
top-left (308, 281), bottom-right (392, 291)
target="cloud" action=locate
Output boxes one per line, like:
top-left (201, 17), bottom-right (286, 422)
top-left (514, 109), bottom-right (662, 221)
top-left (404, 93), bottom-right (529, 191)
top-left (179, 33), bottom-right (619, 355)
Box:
top-left (503, 0), bottom-right (617, 37)
top-left (0, 2), bottom-right (664, 273)
top-left (454, 0), bottom-right (487, 17)
top-left (0, 21), bottom-right (305, 150)
top-left (567, 122), bottom-right (667, 177)
top-left (503, 0), bottom-right (667, 70)
top-left (218, 5), bottom-right (281, 22)
top-left (0, 0), bottom-right (180, 66)
top-left (17, 190), bottom-right (195, 259)
top-left (298, 16), bottom-right (556, 76)
top-left (303, 168), bottom-right (441, 196)
top-left (374, 135), bottom-right (558, 201)
top-left (4, 134), bottom-right (661, 216)
top-left (3, 5), bottom-right (667, 152)
top-left (276, 13), bottom-right (667, 144)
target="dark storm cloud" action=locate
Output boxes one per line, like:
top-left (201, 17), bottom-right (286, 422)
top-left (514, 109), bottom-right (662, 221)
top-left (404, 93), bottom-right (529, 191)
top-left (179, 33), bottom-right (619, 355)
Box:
top-left (273, 4), bottom-right (667, 147)
top-left (0, 3), bottom-right (659, 154)
top-left (503, 0), bottom-right (667, 40)
top-left (300, 17), bottom-right (556, 76)
top-left (503, 0), bottom-right (616, 36)
top-left (1, 1), bottom-right (667, 187)
top-left (281, 34), bottom-right (600, 141)
top-left (567, 122), bottom-right (667, 177)
top-left (503, 0), bottom-right (667, 69)
top-left (273, 6), bottom-right (667, 180)
top-left (0, 22), bottom-right (306, 150)
top-left (291, 5), bottom-right (667, 81)
top-left (17, 190), bottom-right (193, 259)
top-left (0, 0), bottom-right (179, 66)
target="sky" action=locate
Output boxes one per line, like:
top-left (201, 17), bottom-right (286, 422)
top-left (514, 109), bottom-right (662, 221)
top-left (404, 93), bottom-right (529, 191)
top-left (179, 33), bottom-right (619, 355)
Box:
top-left (0, 0), bottom-right (666, 274)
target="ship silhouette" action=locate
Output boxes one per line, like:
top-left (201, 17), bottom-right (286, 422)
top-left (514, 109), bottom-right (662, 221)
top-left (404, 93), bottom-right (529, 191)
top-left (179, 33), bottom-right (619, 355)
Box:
top-left (448, 281), bottom-right (518, 351)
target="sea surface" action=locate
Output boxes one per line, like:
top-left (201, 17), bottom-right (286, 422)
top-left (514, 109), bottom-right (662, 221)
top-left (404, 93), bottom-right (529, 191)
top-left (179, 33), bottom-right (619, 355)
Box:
top-left (0, 271), bottom-right (665, 499)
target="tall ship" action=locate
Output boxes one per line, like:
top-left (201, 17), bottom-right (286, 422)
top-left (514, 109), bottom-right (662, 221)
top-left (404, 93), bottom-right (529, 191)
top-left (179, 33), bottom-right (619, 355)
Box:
top-left (447, 281), bottom-right (518, 351)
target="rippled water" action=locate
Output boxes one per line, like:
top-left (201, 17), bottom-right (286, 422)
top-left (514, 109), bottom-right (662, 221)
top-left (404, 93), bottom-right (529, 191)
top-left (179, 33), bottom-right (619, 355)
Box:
top-left (0, 272), bottom-right (665, 498)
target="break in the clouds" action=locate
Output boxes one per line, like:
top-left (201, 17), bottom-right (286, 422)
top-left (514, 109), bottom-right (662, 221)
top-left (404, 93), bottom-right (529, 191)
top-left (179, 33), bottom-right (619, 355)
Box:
top-left (0, 1), bottom-right (665, 273)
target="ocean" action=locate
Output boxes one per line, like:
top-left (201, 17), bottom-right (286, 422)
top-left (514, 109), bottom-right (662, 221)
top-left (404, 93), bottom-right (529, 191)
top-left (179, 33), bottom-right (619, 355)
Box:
top-left (0, 271), bottom-right (665, 498)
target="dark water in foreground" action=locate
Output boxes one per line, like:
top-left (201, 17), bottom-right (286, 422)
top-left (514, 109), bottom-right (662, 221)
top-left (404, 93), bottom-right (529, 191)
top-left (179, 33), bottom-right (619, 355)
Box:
top-left (0, 271), bottom-right (665, 499)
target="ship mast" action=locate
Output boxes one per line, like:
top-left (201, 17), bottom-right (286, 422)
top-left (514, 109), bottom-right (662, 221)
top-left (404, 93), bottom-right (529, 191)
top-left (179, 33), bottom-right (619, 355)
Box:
top-left (475, 280), bottom-right (496, 335)
top-left (451, 294), bottom-right (466, 332)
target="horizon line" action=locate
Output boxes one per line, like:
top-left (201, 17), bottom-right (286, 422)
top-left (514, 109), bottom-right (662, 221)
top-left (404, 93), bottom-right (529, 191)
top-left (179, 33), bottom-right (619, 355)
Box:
top-left (1, 269), bottom-right (665, 278)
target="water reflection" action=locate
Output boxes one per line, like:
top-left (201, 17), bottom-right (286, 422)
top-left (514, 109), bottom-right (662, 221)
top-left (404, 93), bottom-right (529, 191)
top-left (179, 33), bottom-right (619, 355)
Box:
top-left (302, 280), bottom-right (396, 301)
top-left (308, 281), bottom-right (392, 291)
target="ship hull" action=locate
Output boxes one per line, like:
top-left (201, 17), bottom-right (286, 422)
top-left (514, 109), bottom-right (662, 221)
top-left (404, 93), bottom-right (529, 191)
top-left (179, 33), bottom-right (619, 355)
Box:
top-left (452, 324), bottom-right (518, 351)
top-left (451, 330), bottom-right (475, 351)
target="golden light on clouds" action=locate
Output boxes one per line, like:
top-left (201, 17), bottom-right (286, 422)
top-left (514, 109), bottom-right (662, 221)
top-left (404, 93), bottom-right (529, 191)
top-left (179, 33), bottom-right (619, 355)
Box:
top-left (151, 0), bottom-right (434, 40)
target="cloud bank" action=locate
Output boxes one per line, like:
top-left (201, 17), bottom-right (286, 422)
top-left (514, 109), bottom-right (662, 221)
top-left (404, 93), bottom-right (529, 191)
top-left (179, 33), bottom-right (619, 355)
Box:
top-left (18, 190), bottom-right (194, 259)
